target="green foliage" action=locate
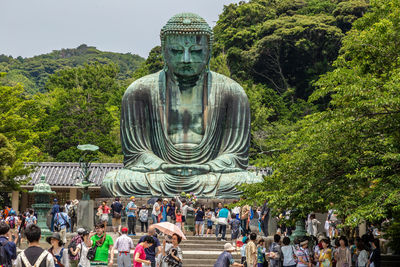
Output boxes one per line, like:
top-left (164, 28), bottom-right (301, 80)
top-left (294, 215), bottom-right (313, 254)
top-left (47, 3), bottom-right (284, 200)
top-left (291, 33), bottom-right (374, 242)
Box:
top-left (241, 0), bottom-right (400, 248)
top-left (40, 63), bottom-right (124, 161)
top-left (0, 44), bottom-right (144, 94)
top-left (132, 46), bottom-right (164, 80)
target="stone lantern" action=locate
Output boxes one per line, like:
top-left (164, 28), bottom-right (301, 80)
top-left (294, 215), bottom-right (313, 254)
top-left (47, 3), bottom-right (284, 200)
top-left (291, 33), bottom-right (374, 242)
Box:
top-left (29, 175), bottom-right (55, 237)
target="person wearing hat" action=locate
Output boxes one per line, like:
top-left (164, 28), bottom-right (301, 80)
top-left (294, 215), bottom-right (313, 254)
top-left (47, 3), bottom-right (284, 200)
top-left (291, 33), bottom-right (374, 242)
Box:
top-left (296, 240), bottom-right (311, 267)
top-left (139, 205), bottom-right (149, 233)
top-left (125, 196), bottom-right (137, 236)
top-left (70, 229), bottom-right (91, 267)
top-left (51, 199), bottom-right (60, 232)
top-left (113, 227), bottom-right (134, 267)
top-left (47, 232), bottom-right (69, 267)
top-left (214, 243), bottom-right (243, 267)
top-left (160, 199), bottom-right (169, 223)
top-left (68, 228), bottom-right (86, 267)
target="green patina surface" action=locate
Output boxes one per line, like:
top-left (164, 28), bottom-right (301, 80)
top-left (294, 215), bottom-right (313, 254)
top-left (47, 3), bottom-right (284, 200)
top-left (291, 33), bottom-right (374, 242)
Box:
top-left (102, 13), bottom-right (262, 198)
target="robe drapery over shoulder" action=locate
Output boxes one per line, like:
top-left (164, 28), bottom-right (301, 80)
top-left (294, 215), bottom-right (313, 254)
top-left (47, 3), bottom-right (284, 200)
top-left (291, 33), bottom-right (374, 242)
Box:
top-left (102, 70), bottom-right (262, 198)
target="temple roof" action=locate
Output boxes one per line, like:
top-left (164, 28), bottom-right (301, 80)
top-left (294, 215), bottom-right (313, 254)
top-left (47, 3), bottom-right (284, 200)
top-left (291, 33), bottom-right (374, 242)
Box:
top-left (22, 162), bottom-right (271, 187)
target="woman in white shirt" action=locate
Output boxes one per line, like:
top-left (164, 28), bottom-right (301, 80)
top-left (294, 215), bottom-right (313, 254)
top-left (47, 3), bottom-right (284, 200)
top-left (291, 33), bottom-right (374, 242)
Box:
top-left (356, 242), bottom-right (369, 267)
top-left (281, 236), bottom-right (297, 267)
top-left (71, 230), bottom-right (92, 267)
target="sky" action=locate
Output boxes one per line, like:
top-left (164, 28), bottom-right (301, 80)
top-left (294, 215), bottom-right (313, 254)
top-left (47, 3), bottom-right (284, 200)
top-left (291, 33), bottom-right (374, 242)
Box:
top-left (1, 0), bottom-right (243, 59)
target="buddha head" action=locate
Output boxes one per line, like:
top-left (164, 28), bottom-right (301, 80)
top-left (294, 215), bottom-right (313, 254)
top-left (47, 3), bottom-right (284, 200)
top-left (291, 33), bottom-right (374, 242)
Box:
top-left (160, 13), bottom-right (213, 77)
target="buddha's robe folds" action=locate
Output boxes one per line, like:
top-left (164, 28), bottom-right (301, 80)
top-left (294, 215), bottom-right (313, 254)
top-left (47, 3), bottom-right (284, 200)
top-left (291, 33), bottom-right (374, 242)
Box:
top-left (102, 70), bottom-right (262, 198)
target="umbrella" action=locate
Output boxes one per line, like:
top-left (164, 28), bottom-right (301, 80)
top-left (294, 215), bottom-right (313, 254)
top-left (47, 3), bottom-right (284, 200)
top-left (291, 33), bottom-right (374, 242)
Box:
top-left (147, 197), bottom-right (159, 205)
top-left (153, 222), bottom-right (186, 240)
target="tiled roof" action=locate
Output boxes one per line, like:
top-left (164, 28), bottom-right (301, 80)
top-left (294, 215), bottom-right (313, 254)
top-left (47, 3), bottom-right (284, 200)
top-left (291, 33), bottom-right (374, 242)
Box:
top-left (22, 162), bottom-right (272, 187)
top-left (23, 162), bottom-right (123, 187)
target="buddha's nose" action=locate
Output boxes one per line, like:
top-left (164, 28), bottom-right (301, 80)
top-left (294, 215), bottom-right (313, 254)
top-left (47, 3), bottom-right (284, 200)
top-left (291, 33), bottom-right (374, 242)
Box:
top-left (183, 48), bottom-right (191, 63)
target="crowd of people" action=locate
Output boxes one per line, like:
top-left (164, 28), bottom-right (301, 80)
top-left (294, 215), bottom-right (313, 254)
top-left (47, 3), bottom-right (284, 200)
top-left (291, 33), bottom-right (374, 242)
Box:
top-left (0, 197), bottom-right (382, 267)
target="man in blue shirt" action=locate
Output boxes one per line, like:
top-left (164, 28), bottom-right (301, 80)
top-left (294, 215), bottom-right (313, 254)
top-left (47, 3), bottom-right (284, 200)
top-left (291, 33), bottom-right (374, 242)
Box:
top-left (50, 198), bottom-right (60, 232)
top-left (214, 243), bottom-right (243, 267)
top-left (0, 221), bottom-right (17, 267)
top-left (54, 206), bottom-right (69, 244)
top-left (111, 197), bottom-right (123, 234)
top-left (216, 205), bottom-right (230, 241)
top-left (125, 196), bottom-right (137, 236)
top-left (138, 226), bottom-right (160, 267)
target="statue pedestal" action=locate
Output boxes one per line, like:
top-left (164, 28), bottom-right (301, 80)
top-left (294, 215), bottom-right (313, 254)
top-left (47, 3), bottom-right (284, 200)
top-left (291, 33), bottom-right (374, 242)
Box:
top-left (77, 200), bottom-right (94, 230)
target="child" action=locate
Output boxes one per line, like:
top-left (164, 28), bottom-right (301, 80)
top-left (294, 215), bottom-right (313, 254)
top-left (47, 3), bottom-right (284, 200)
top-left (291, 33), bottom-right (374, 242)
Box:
top-left (257, 238), bottom-right (266, 267)
top-left (205, 208), bottom-right (213, 237)
top-left (241, 236), bottom-right (248, 267)
top-left (230, 213), bottom-right (240, 247)
top-left (175, 209), bottom-right (183, 230)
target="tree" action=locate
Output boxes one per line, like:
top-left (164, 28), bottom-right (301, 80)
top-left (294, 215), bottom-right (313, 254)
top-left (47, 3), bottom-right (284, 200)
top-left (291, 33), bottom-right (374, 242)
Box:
top-left (241, 0), bottom-right (400, 249)
top-left (40, 63), bottom-right (123, 161)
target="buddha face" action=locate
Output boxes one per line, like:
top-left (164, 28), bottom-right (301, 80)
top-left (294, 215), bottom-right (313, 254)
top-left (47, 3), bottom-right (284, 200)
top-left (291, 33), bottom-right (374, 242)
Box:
top-left (163, 34), bottom-right (210, 77)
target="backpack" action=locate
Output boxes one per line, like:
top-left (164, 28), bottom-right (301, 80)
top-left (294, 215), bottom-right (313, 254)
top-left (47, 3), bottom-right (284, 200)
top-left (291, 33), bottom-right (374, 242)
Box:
top-left (0, 240), bottom-right (10, 266)
top-left (68, 207), bottom-right (75, 218)
top-left (68, 235), bottom-right (83, 260)
top-left (139, 209), bottom-right (148, 222)
top-left (20, 250), bottom-right (50, 267)
top-left (8, 216), bottom-right (15, 229)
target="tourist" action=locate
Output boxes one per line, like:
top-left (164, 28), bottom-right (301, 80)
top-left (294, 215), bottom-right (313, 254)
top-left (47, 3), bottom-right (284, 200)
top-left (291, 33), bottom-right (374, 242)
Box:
top-left (245, 233), bottom-right (257, 267)
top-left (0, 221), bottom-right (17, 267)
top-left (151, 198), bottom-right (162, 225)
top-left (125, 196), bottom-right (138, 236)
top-left (296, 240), bottom-right (311, 267)
top-left (240, 236), bottom-right (248, 266)
top-left (55, 206), bottom-right (70, 244)
top-left (334, 236), bottom-right (351, 267)
top-left (166, 199), bottom-right (176, 223)
top-left (69, 200), bottom-right (79, 233)
top-left (216, 205), bottom-right (230, 241)
top-left (68, 228), bottom-right (86, 267)
top-left (64, 201), bottom-right (72, 233)
top-left (318, 238), bottom-right (332, 267)
top-left (194, 205), bottom-right (205, 236)
top-left (356, 241), bottom-right (369, 267)
top-left (70, 229), bottom-right (91, 267)
top-left (114, 227), bottom-right (135, 267)
top-left (111, 197), bottom-right (123, 234)
top-left (214, 243), bottom-right (244, 267)
top-left (269, 234), bottom-right (282, 267)
top-left (46, 232), bottom-right (69, 267)
top-left (257, 238), bottom-right (266, 267)
top-left (25, 209), bottom-right (37, 226)
top-left (175, 209), bottom-right (183, 230)
top-left (174, 197), bottom-right (194, 235)
top-left (368, 238), bottom-right (380, 267)
top-left (139, 205), bottom-right (149, 233)
top-left (349, 238), bottom-right (358, 266)
top-left (16, 214), bottom-right (26, 247)
top-left (281, 236), bottom-right (297, 267)
top-left (240, 201), bottom-right (251, 237)
top-left (205, 208), bottom-right (214, 237)
top-left (160, 199), bottom-right (168, 222)
top-left (3, 205), bottom-right (11, 220)
top-left (161, 234), bottom-right (183, 267)
top-left (16, 224), bottom-right (55, 267)
top-left (230, 213), bottom-right (240, 247)
top-left (260, 201), bottom-right (270, 237)
top-left (310, 214), bottom-right (321, 237)
top-left (5, 210), bottom-right (18, 240)
top-left (138, 225), bottom-right (161, 267)
top-left (133, 236), bottom-right (154, 267)
top-left (51, 199), bottom-right (60, 232)
top-left (97, 201), bottom-right (110, 229)
top-left (90, 222), bottom-right (114, 266)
